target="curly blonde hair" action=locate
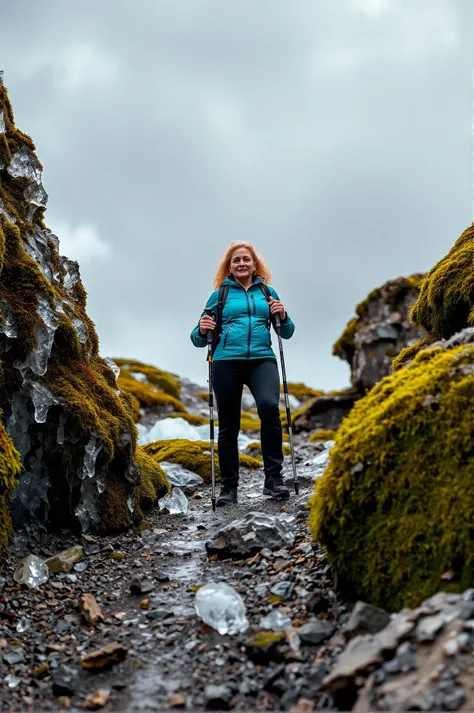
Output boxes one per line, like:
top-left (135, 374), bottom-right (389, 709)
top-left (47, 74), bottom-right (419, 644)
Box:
top-left (213, 242), bottom-right (272, 290)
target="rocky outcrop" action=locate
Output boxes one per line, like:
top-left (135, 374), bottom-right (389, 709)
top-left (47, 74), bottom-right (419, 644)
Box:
top-left (292, 389), bottom-right (360, 434)
top-left (333, 274), bottom-right (426, 391)
top-left (0, 83), bottom-right (168, 561)
top-left (393, 224), bottom-right (474, 370)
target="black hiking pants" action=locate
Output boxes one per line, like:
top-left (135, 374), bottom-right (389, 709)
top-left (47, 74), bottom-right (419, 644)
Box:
top-left (212, 358), bottom-right (283, 488)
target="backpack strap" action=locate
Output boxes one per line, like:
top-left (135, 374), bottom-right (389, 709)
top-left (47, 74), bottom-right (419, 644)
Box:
top-left (258, 283), bottom-right (276, 329)
top-left (212, 284), bottom-right (229, 354)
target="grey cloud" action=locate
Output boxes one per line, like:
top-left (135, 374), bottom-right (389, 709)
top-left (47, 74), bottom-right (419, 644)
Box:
top-left (0, 0), bottom-right (471, 388)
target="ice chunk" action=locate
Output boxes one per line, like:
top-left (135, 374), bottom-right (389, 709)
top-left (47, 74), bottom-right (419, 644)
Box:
top-left (159, 462), bottom-right (204, 493)
top-left (0, 197), bottom-right (16, 224)
top-left (104, 357), bottom-right (120, 381)
top-left (56, 412), bottom-right (67, 445)
top-left (127, 495), bottom-right (135, 513)
top-left (8, 146), bottom-right (42, 182)
top-left (0, 300), bottom-right (18, 338)
top-left (23, 230), bottom-right (53, 281)
top-left (81, 435), bottom-right (102, 479)
top-left (194, 582), bottom-right (249, 635)
top-left (260, 610), bottom-right (292, 632)
top-left (137, 417), bottom-right (253, 452)
top-left (130, 371), bottom-right (149, 383)
top-left (13, 554), bottom-right (49, 589)
top-left (158, 487), bottom-right (188, 515)
top-left (18, 296), bottom-right (58, 376)
top-left (31, 381), bottom-right (60, 423)
top-left (0, 110), bottom-right (5, 133)
top-left (25, 180), bottom-right (48, 219)
top-left (72, 317), bottom-right (87, 344)
top-left (16, 617), bottom-right (31, 633)
top-left (5, 675), bottom-right (21, 689)
top-left (60, 257), bottom-right (80, 294)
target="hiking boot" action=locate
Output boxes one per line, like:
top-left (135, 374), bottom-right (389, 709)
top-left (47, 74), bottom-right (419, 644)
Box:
top-left (263, 474), bottom-right (290, 499)
top-left (216, 486), bottom-right (238, 507)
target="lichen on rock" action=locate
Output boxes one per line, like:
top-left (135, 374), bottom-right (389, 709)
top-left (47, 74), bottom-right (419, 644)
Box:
top-left (0, 82), bottom-right (168, 559)
top-left (309, 341), bottom-right (474, 611)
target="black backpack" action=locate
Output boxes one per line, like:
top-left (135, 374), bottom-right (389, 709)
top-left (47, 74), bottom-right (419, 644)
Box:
top-left (210, 282), bottom-right (274, 355)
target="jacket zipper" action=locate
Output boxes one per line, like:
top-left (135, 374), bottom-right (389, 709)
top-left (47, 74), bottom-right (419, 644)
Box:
top-left (246, 291), bottom-right (251, 359)
top-left (251, 294), bottom-right (256, 315)
top-left (223, 325), bottom-right (232, 349)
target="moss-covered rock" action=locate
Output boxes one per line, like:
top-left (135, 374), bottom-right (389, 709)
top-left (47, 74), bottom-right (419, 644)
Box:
top-left (285, 382), bottom-right (324, 401)
top-left (0, 82), bottom-right (168, 558)
top-left (308, 429), bottom-right (336, 443)
top-left (115, 359), bottom-right (181, 400)
top-left (333, 274), bottom-right (426, 391)
top-left (143, 438), bottom-right (261, 482)
top-left (309, 343), bottom-right (474, 611)
top-left (0, 414), bottom-right (22, 566)
top-left (393, 225), bottom-right (474, 370)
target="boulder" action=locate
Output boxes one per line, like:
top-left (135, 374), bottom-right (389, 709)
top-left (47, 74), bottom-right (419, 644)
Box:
top-left (206, 511), bottom-right (295, 558)
top-left (310, 330), bottom-right (474, 610)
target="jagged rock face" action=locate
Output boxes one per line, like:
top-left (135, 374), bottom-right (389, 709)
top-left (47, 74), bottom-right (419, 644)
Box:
top-left (333, 275), bottom-right (426, 391)
top-left (292, 390), bottom-right (360, 433)
top-left (0, 84), bottom-right (167, 551)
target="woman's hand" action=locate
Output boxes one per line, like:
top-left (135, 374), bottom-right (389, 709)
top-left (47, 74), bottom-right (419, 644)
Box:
top-left (269, 298), bottom-right (286, 320)
top-left (199, 314), bottom-right (216, 335)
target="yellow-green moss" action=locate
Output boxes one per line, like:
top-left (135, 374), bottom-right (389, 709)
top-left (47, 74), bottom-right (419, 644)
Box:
top-left (309, 343), bottom-right (474, 611)
top-left (114, 359), bottom-right (181, 399)
top-left (246, 440), bottom-right (290, 456)
top-left (285, 383), bottom-right (324, 401)
top-left (0, 417), bottom-right (22, 567)
top-left (308, 429), bottom-right (337, 442)
top-left (168, 412), bottom-right (209, 426)
top-left (135, 447), bottom-right (170, 511)
top-left (391, 336), bottom-right (437, 371)
top-left (409, 225), bottom-right (474, 339)
top-left (143, 438), bottom-right (261, 482)
top-left (117, 374), bottom-right (187, 414)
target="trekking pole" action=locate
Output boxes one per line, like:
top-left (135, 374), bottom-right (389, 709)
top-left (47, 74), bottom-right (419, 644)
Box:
top-left (273, 313), bottom-right (299, 496)
top-left (204, 309), bottom-right (217, 511)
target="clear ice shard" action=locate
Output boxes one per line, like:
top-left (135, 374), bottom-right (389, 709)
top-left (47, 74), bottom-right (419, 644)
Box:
top-left (8, 146), bottom-right (43, 182)
top-left (194, 582), bottom-right (249, 635)
top-left (0, 110), bottom-right (5, 133)
top-left (81, 435), bottom-right (102, 479)
top-left (18, 296), bottom-right (58, 376)
top-left (158, 487), bottom-right (188, 515)
top-left (0, 197), bottom-right (16, 224)
top-left (72, 317), bottom-right (87, 344)
top-left (61, 257), bottom-right (80, 294)
top-left (159, 462), bottom-right (204, 493)
top-left (13, 554), bottom-right (49, 589)
top-left (104, 357), bottom-right (120, 380)
top-left (31, 381), bottom-right (60, 423)
top-left (0, 300), bottom-right (18, 338)
top-left (260, 609), bottom-right (292, 632)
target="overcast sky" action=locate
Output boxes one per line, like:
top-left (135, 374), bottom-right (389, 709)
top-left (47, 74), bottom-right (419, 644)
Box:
top-left (1, 0), bottom-right (472, 390)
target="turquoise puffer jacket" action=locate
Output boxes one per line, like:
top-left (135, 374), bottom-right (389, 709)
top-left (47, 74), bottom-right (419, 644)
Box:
top-left (190, 276), bottom-right (295, 360)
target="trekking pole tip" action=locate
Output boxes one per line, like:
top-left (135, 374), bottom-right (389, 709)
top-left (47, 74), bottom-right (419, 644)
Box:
top-left (211, 497), bottom-right (216, 512)
top-left (294, 482), bottom-right (299, 495)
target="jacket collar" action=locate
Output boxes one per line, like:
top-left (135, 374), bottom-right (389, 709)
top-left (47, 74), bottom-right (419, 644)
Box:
top-left (222, 274), bottom-right (264, 288)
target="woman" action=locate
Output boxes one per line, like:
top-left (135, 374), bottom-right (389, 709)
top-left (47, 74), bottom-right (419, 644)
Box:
top-left (190, 242), bottom-right (295, 506)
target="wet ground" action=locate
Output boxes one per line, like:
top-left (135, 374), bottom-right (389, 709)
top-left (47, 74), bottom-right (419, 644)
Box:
top-left (0, 466), bottom-right (349, 712)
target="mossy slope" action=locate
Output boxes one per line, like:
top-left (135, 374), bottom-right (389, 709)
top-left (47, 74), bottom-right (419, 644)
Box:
top-left (0, 412), bottom-right (22, 566)
top-left (309, 343), bottom-right (474, 610)
top-left (0, 83), bottom-right (168, 557)
top-left (144, 438), bottom-right (261, 482)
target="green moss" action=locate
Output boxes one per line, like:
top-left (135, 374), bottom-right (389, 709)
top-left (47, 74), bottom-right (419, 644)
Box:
top-left (309, 343), bottom-right (474, 611)
top-left (114, 359), bottom-right (181, 399)
top-left (308, 429), bottom-right (337, 442)
top-left (0, 415), bottom-right (22, 567)
top-left (409, 225), bottom-right (474, 339)
top-left (391, 336), bottom-right (437, 371)
top-left (135, 446), bottom-right (170, 511)
top-left (286, 382), bottom-right (324, 401)
top-left (143, 438), bottom-right (261, 482)
top-left (248, 631), bottom-right (285, 648)
top-left (117, 373), bottom-right (187, 414)
top-left (168, 412), bottom-right (209, 426)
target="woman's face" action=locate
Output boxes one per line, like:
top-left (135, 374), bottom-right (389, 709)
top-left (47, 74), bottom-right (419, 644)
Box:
top-left (229, 247), bottom-right (255, 281)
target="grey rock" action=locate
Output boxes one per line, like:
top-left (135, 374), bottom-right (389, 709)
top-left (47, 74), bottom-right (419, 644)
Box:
top-left (342, 600), bottom-right (390, 641)
top-left (270, 581), bottom-right (295, 600)
top-left (52, 664), bottom-right (79, 697)
top-left (305, 589), bottom-right (330, 614)
top-left (130, 577), bottom-right (155, 594)
top-left (206, 511), bottom-right (295, 558)
top-left (3, 649), bottom-right (25, 664)
top-left (298, 620), bottom-right (335, 645)
top-left (204, 684), bottom-right (233, 710)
